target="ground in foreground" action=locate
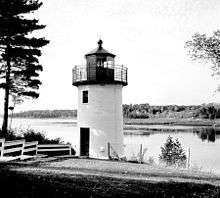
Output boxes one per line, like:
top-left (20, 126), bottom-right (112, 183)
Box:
top-left (1, 158), bottom-right (220, 197)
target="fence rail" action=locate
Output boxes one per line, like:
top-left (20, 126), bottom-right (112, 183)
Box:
top-left (24, 141), bottom-right (38, 154)
top-left (0, 139), bottom-right (72, 161)
top-left (4, 139), bottom-right (25, 147)
top-left (3, 139), bottom-right (25, 156)
top-left (37, 144), bottom-right (72, 155)
top-left (37, 144), bottom-right (70, 148)
top-left (25, 141), bottom-right (38, 147)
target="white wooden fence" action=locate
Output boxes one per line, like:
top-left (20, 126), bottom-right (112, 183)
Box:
top-left (0, 139), bottom-right (72, 161)
top-left (24, 141), bottom-right (38, 155)
top-left (37, 144), bottom-right (72, 155)
top-left (0, 139), bottom-right (5, 157)
top-left (3, 139), bottom-right (26, 156)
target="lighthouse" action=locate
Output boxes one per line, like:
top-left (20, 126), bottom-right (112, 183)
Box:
top-left (72, 40), bottom-right (128, 159)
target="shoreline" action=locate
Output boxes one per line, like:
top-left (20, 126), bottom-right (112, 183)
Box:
top-left (3, 117), bottom-right (219, 127)
top-left (124, 118), bottom-right (219, 127)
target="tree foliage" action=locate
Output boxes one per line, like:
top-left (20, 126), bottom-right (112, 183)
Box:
top-left (8, 103), bottom-right (220, 119)
top-left (0, 0), bottom-right (49, 134)
top-left (185, 30), bottom-right (220, 75)
top-left (159, 136), bottom-right (187, 167)
top-left (123, 103), bottom-right (220, 119)
top-left (13, 110), bottom-right (77, 118)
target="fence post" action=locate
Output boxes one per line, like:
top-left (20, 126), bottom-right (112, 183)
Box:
top-left (139, 144), bottom-right (143, 163)
top-left (35, 141), bottom-right (38, 156)
top-left (187, 147), bottom-right (190, 169)
top-left (121, 65), bottom-right (123, 82)
top-left (21, 140), bottom-right (25, 156)
top-left (36, 144), bottom-right (39, 155)
top-left (107, 142), bottom-right (111, 159)
top-left (69, 144), bottom-right (71, 155)
top-left (1, 139), bottom-right (5, 157)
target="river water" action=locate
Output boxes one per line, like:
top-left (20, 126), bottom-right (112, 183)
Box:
top-left (2, 118), bottom-right (220, 174)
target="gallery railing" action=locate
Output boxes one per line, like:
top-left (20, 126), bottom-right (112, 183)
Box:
top-left (72, 64), bottom-right (128, 86)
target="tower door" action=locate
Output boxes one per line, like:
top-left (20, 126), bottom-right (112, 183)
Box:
top-left (80, 128), bottom-right (90, 156)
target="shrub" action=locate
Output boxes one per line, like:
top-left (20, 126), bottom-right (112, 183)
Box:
top-left (159, 136), bottom-right (187, 167)
top-left (0, 129), bottom-right (62, 144)
top-left (147, 156), bottom-right (155, 165)
top-left (0, 130), bottom-right (22, 140)
top-left (22, 129), bottom-right (62, 144)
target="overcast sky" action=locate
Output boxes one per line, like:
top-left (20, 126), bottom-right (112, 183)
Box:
top-left (1, 0), bottom-right (220, 113)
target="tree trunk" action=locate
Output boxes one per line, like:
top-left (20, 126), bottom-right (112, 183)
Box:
top-left (1, 42), bottom-right (11, 137)
top-left (2, 87), bottom-right (9, 136)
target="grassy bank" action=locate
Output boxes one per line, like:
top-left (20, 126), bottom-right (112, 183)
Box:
top-left (2, 158), bottom-right (220, 198)
top-left (124, 118), bottom-right (220, 127)
top-left (0, 169), bottom-right (218, 198)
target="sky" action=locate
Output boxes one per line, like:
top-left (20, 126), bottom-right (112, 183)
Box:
top-left (1, 0), bottom-right (220, 113)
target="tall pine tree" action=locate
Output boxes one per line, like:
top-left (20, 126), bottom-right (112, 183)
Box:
top-left (0, 0), bottom-right (49, 136)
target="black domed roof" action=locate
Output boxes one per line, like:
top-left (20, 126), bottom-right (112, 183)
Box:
top-left (85, 40), bottom-right (115, 58)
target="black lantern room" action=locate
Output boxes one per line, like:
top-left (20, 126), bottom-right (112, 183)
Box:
top-left (72, 40), bottom-right (127, 86)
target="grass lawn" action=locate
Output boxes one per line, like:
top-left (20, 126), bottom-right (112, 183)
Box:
top-left (2, 158), bottom-right (220, 197)
top-left (0, 166), bottom-right (220, 198)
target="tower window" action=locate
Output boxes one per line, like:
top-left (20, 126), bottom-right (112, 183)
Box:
top-left (82, 90), bottom-right (88, 103)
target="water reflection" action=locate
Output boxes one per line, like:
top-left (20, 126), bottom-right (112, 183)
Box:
top-left (126, 126), bottom-right (220, 143)
top-left (193, 128), bottom-right (220, 142)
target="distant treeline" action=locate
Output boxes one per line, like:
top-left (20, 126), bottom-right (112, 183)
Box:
top-left (12, 103), bottom-right (220, 119)
top-left (123, 103), bottom-right (220, 119)
top-left (13, 110), bottom-right (77, 118)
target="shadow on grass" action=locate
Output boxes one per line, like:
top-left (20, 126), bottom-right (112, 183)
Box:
top-left (0, 165), bottom-right (219, 198)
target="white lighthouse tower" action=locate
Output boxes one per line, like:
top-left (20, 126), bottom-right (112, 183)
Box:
top-left (72, 40), bottom-right (128, 159)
